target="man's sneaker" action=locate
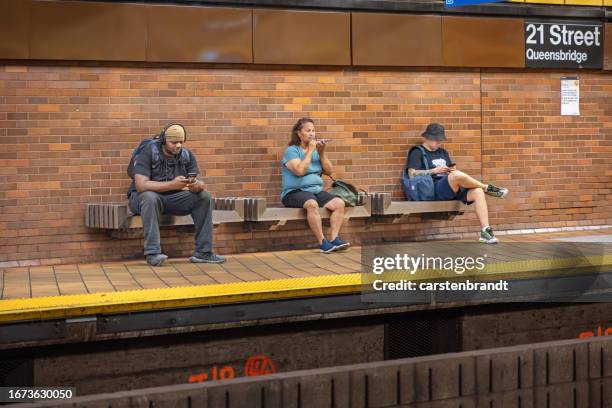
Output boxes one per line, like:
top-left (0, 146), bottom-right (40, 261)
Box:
top-left (485, 184), bottom-right (509, 199)
top-left (330, 237), bottom-right (350, 251)
top-left (146, 253), bottom-right (168, 266)
top-left (190, 252), bottom-right (226, 264)
top-left (479, 227), bottom-right (499, 244)
top-left (320, 239), bottom-right (336, 254)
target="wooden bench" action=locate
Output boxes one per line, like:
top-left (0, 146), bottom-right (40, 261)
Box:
top-left (243, 195), bottom-right (371, 229)
top-left (370, 192), bottom-right (471, 221)
top-left (85, 193), bottom-right (469, 233)
top-left (85, 198), bottom-right (245, 230)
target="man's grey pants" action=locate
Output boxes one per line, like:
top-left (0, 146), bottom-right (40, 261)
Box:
top-left (129, 190), bottom-right (214, 256)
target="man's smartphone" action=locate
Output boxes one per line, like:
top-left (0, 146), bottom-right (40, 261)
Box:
top-left (187, 172), bottom-right (198, 184)
top-left (449, 163), bottom-right (456, 167)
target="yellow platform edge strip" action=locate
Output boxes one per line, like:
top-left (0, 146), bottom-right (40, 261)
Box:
top-left (0, 255), bottom-right (610, 324)
top-left (0, 275), bottom-right (363, 323)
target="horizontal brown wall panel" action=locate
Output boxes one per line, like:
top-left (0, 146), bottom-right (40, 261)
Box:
top-left (605, 24), bottom-right (612, 70)
top-left (352, 13), bottom-right (442, 67)
top-left (253, 9), bottom-right (350, 65)
top-left (30, 0), bottom-right (147, 61)
top-left (0, 0), bottom-right (30, 59)
top-left (147, 5), bottom-right (252, 63)
top-left (442, 16), bottom-right (524, 68)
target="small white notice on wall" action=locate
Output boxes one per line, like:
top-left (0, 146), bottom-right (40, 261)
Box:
top-left (561, 77), bottom-right (579, 116)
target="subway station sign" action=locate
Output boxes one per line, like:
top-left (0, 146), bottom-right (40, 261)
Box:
top-left (525, 21), bottom-right (603, 69)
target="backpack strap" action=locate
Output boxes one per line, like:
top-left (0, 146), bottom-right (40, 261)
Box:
top-left (404, 145), bottom-right (430, 177)
top-left (414, 145), bottom-right (430, 170)
top-left (325, 174), bottom-right (368, 195)
top-left (150, 142), bottom-right (160, 169)
top-left (179, 149), bottom-right (190, 174)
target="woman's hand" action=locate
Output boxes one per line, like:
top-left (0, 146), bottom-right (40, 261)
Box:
top-left (316, 140), bottom-right (327, 154)
top-left (307, 139), bottom-right (318, 152)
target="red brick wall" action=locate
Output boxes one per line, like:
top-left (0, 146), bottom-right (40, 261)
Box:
top-left (481, 72), bottom-right (611, 229)
top-left (0, 65), bottom-right (610, 266)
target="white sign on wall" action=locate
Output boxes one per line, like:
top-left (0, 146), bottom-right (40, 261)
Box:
top-left (561, 76), bottom-right (580, 116)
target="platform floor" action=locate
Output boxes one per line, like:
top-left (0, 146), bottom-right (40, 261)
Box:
top-left (1, 228), bottom-right (610, 300)
top-left (0, 228), bottom-right (610, 323)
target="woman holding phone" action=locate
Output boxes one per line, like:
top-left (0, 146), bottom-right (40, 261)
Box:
top-left (281, 118), bottom-right (349, 253)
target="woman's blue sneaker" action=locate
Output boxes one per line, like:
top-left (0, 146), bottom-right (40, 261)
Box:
top-left (330, 237), bottom-right (350, 251)
top-left (320, 239), bottom-right (336, 253)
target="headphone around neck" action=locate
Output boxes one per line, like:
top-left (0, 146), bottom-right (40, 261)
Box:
top-left (159, 123), bottom-right (187, 146)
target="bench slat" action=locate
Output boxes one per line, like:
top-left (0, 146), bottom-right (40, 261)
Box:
top-left (112, 204), bottom-right (119, 229)
top-left (85, 205), bottom-right (91, 228)
top-left (104, 205), bottom-right (110, 229)
top-left (95, 205), bottom-right (102, 229)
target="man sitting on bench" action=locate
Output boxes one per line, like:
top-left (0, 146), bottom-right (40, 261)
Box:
top-left (128, 123), bottom-right (225, 266)
top-left (407, 123), bottom-right (509, 244)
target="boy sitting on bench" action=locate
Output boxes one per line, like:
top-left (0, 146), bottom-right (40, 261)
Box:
top-left (407, 123), bottom-right (509, 244)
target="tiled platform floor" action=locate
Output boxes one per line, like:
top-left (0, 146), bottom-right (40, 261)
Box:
top-left (1, 228), bottom-right (611, 300)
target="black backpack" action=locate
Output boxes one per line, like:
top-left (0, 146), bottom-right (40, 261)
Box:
top-left (127, 137), bottom-right (191, 179)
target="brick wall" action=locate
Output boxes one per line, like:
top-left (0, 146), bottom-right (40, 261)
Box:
top-left (481, 72), bottom-right (611, 230)
top-left (0, 65), bottom-right (610, 266)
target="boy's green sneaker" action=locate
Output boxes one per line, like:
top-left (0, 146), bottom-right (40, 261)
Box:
top-left (485, 184), bottom-right (508, 199)
top-left (479, 227), bottom-right (499, 244)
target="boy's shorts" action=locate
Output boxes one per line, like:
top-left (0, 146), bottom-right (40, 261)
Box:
top-left (434, 175), bottom-right (473, 204)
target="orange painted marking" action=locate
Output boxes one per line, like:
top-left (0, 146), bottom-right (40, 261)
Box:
top-left (579, 326), bottom-right (612, 339)
top-left (244, 355), bottom-right (277, 377)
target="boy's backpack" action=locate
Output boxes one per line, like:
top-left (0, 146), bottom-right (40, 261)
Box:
top-left (127, 137), bottom-right (190, 179)
top-left (401, 145), bottom-right (435, 201)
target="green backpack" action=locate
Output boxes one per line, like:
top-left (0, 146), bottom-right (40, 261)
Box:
top-left (328, 176), bottom-right (366, 207)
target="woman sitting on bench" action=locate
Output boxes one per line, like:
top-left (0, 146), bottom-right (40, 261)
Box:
top-left (281, 118), bottom-right (350, 253)
top-left (407, 123), bottom-right (509, 244)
